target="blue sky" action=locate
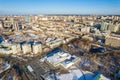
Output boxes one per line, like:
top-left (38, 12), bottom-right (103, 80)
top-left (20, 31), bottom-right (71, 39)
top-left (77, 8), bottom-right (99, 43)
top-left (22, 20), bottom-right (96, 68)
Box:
top-left (0, 0), bottom-right (120, 15)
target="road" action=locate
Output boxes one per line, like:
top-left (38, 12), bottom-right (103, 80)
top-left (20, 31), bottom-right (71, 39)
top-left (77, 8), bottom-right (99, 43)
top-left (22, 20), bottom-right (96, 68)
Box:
top-left (27, 59), bottom-right (55, 80)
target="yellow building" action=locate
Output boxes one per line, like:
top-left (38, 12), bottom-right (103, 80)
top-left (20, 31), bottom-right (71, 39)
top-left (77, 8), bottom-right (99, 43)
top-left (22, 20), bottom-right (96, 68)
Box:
top-left (114, 24), bottom-right (120, 32)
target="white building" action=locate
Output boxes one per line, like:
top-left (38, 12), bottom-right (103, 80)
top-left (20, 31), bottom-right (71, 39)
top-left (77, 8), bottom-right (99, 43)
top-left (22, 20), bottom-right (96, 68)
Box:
top-left (46, 39), bottom-right (63, 48)
top-left (49, 41), bottom-right (63, 49)
top-left (0, 22), bottom-right (3, 28)
top-left (0, 48), bottom-right (12, 54)
top-left (40, 17), bottom-right (48, 21)
top-left (82, 35), bottom-right (93, 41)
top-left (22, 44), bottom-right (31, 54)
top-left (81, 27), bottom-right (90, 33)
top-left (66, 37), bottom-right (75, 43)
top-left (32, 43), bottom-right (42, 54)
top-left (12, 44), bottom-right (21, 54)
top-left (46, 49), bottom-right (80, 69)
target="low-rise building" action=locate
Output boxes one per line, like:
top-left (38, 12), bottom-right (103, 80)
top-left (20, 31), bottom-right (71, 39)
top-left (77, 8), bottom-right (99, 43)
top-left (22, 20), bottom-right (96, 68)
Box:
top-left (66, 37), bottom-right (75, 43)
top-left (45, 49), bottom-right (80, 69)
top-left (80, 27), bottom-right (90, 33)
top-left (105, 36), bottom-right (120, 47)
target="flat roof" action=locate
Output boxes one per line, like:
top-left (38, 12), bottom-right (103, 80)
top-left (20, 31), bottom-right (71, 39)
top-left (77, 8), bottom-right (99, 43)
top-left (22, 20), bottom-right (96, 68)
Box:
top-left (46, 48), bottom-right (79, 68)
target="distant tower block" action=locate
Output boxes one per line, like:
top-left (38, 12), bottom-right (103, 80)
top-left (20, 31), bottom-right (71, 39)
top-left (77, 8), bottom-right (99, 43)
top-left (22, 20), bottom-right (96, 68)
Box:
top-left (33, 43), bottom-right (42, 54)
top-left (12, 44), bottom-right (21, 54)
top-left (22, 44), bottom-right (32, 54)
top-left (13, 22), bottom-right (19, 31)
top-left (0, 23), bottom-right (3, 28)
top-left (0, 21), bottom-right (3, 29)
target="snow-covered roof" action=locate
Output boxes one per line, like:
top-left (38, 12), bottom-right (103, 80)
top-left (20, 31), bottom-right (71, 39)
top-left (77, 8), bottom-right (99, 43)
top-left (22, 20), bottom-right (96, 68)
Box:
top-left (46, 49), bottom-right (79, 68)
top-left (57, 69), bottom-right (94, 80)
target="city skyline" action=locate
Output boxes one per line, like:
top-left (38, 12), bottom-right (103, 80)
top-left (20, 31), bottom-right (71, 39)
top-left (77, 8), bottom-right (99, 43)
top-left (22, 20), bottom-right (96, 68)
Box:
top-left (0, 0), bottom-right (120, 15)
top-left (0, 2), bottom-right (120, 79)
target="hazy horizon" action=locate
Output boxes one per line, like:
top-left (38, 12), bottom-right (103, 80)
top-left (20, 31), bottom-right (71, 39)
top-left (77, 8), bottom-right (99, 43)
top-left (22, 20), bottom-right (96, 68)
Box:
top-left (0, 0), bottom-right (120, 15)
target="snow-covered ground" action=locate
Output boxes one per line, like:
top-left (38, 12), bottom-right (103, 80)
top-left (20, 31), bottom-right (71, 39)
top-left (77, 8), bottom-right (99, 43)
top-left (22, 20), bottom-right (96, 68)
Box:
top-left (46, 66), bottom-right (110, 80)
top-left (57, 69), bottom-right (94, 80)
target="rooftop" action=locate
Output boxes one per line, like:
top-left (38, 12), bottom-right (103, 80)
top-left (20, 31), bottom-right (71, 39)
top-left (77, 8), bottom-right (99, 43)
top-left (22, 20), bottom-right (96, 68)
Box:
top-left (46, 49), bottom-right (79, 68)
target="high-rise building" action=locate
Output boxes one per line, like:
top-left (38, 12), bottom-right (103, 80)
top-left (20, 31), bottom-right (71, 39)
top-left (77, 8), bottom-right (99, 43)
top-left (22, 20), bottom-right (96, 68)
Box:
top-left (25, 16), bottom-right (29, 22)
top-left (114, 24), bottom-right (120, 32)
top-left (12, 44), bottom-right (21, 54)
top-left (10, 17), bottom-right (14, 24)
top-left (0, 21), bottom-right (3, 29)
top-left (32, 43), bottom-right (42, 54)
top-left (22, 44), bottom-right (32, 54)
top-left (13, 21), bottom-right (19, 31)
top-left (100, 22), bottom-right (117, 32)
top-left (100, 22), bottom-right (109, 31)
